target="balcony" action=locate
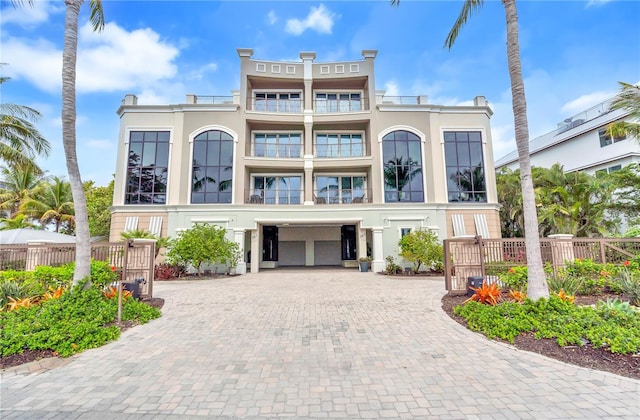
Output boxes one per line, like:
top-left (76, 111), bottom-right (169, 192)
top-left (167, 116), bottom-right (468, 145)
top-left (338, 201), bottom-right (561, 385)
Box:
top-left (314, 97), bottom-right (368, 113)
top-left (379, 96), bottom-right (428, 105)
top-left (247, 98), bottom-right (303, 113)
top-left (314, 189), bottom-right (372, 205)
top-left (244, 189), bottom-right (303, 205)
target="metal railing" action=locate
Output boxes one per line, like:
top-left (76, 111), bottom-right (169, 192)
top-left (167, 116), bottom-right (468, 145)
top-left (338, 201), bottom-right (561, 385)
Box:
top-left (313, 189), bottom-right (371, 204)
top-left (193, 95), bottom-right (234, 104)
top-left (252, 143), bottom-right (303, 158)
top-left (244, 190), bottom-right (303, 205)
top-left (314, 143), bottom-right (365, 158)
top-left (444, 236), bottom-right (640, 294)
top-left (248, 98), bottom-right (303, 113)
top-left (380, 96), bottom-right (428, 105)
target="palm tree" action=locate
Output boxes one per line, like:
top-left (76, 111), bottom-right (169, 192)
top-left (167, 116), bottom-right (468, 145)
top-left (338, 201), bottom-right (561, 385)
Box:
top-left (0, 214), bottom-right (38, 230)
top-left (444, 0), bottom-right (548, 299)
top-left (0, 162), bottom-right (46, 218)
top-left (608, 82), bottom-right (640, 140)
top-left (62, 0), bottom-right (105, 284)
top-left (21, 176), bottom-right (75, 233)
top-left (0, 76), bottom-right (50, 168)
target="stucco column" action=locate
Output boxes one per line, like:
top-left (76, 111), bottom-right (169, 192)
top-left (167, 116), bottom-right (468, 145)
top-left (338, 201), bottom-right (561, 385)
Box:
top-left (358, 224), bottom-right (367, 260)
top-left (250, 228), bottom-right (260, 274)
top-left (233, 228), bottom-right (246, 274)
top-left (372, 227), bottom-right (384, 272)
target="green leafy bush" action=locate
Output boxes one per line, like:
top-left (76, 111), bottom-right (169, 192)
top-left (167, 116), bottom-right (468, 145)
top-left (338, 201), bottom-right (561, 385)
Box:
top-left (398, 229), bottom-right (443, 272)
top-left (167, 224), bottom-right (237, 276)
top-left (546, 270), bottom-right (583, 295)
top-left (0, 284), bottom-right (161, 358)
top-left (617, 266), bottom-right (640, 306)
top-left (563, 259), bottom-right (612, 295)
top-left (499, 266), bottom-right (528, 291)
top-left (454, 295), bottom-right (640, 354)
top-left (384, 256), bottom-right (402, 275)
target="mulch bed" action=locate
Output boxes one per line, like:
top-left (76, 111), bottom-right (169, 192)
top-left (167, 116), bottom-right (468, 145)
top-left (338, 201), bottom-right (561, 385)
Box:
top-left (442, 293), bottom-right (640, 380)
top-left (0, 297), bottom-right (165, 370)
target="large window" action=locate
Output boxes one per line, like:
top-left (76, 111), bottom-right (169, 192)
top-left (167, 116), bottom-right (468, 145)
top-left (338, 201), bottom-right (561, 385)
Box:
top-left (125, 131), bottom-right (169, 204)
top-left (598, 127), bottom-right (626, 147)
top-left (315, 175), bottom-right (366, 204)
top-left (254, 92), bottom-right (301, 112)
top-left (191, 130), bottom-right (234, 204)
top-left (444, 131), bottom-right (486, 202)
top-left (315, 92), bottom-right (361, 113)
top-left (252, 176), bottom-right (301, 205)
top-left (382, 130), bottom-right (424, 202)
top-left (253, 133), bottom-right (302, 158)
top-left (315, 134), bottom-right (364, 158)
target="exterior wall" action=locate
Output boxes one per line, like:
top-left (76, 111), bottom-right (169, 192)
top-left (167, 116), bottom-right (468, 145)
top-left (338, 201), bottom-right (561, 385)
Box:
top-left (443, 208), bottom-right (501, 239)
top-left (112, 49), bottom-right (501, 273)
top-left (496, 106), bottom-right (640, 174)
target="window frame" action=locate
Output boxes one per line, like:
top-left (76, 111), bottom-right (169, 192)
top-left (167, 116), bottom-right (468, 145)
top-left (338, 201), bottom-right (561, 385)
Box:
top-left (314, 174), bottom-right (367, 204)
top-left (190, 129), bottom-right (235, 204)
top-left (252, 131), bottom-right (303, 158)
top-left (250, 173), bottom-right (303, 205)
top-left (314, 90), bottom-right (363, 113)
top-left (443, 130), bottom-right (487, 203)
top-left (381, 130), bottom-right (425, 203)
top-left (124, 130), bottom-right (171, 205)
top-left (598, 127), bottom-right (626, 147)
top-left (314, 131), bottom-right (365, 158)
top-left (253, 90), bottom-right (303, 113)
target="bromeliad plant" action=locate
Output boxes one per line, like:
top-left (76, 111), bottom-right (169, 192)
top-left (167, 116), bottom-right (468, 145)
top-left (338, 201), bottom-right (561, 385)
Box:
top-left (464, 282), bottom-right (502, 306)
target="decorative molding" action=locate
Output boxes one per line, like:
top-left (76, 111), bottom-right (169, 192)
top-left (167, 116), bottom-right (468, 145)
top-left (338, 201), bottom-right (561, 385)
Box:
top-left (286, 65), bottom-right (296, 74)
top-left (256, 63), bottom-right (266, 72)
top-left (350, 64), bottom-right (359, 73)
top-left (271, 64), bottom-right (281, 74)
top-left (320, 65), bottom-right (330, 75)
top-left (335, 64), bottom-right (345, 74)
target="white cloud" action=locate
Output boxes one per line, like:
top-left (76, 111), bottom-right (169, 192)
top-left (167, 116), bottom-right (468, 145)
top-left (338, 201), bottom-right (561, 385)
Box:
top-left (0, 1), bottom-right (61, 27)
top-left (267, 10), bottom-right (277, 25)
top-left (185, 62), bottom-right (218, 81)
top-left (560, 91), bottom-right (614, 115)
top-left (383, 81), bottom-right (400, 97)
top-left (586, 0), bottom-right (614, 8)
top-left (3, 21), bottom-right (179, 94)
top-left (285, 4), bottom-right (337, 36)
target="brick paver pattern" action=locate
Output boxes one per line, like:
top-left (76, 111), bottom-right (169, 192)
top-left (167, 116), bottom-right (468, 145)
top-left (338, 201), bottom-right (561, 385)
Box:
top-left (1, 269), bottom-right (639, 419)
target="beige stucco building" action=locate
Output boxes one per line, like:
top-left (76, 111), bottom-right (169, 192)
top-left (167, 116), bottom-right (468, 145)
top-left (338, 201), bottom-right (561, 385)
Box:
top-left (110, 49), bottom-right (500, 273)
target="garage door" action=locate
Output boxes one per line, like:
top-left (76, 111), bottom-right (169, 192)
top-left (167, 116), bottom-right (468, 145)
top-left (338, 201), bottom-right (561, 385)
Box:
top-left (314, 240), bottom-right (341, 266)
top-left (278, 241), bottom-right (305, 266)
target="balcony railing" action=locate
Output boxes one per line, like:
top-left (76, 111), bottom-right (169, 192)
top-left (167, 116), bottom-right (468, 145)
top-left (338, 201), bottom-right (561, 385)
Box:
top-left (314, 98), bottom-right (368, 113)
top-left (245, 190), bottom-right (303, 205)
top-left (380, 96), bottom-right (428, 105)
top-left (192, 95), bottom-right (234, 104)
top-left (313, 189), bottom-right (371, 205)
top-left (248, 98), bottom-right (303, 113)
top-left (252, 144), bottom-right (303, 158)
top-left (315, 143), bottom-right (365, 158)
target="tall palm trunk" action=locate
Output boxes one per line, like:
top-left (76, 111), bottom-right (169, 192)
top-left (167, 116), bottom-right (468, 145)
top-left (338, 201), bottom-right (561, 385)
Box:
top-left (62, 0), bottom-right (91, 284)
top-left (503, 0), bottom-right (548, 299)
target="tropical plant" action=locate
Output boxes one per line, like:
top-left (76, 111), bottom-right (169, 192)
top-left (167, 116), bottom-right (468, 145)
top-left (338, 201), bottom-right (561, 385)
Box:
top-left (84, 180), bottom-right (114, 237)
top-left (398, 229), bottom-right (443, 272)
top-left (166, 224), bottom-right (236, 276)
top-left (617, 266), bottom-right (640, 306)
top-left (120, 229), bottom-right (170, 258)
top-left (0, 162), bottom-right (47, 218)
top-left (596, 297), bottom-right (636, 317)
top-left (61, 0), bottom-right (105, 284)
top-left (496, 168), bottom-right (524, 237)
top-left (463, 282), bottom-right (502, 306)
top-left (546, 271), bottom-right (583, 296)
top-left (384, 255), bottom-right (402, 274)
top-left (608, 82), bottom-right (640, 140)
top-left (21, 176), bottom-right (75, 233)
top-left (0, 213), bottom-right (38, 230)
top-left (0, 76), bottom-right (51, 168)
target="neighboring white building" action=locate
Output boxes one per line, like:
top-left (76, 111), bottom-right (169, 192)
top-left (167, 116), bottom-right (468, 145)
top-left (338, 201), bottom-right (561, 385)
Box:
top-left (495, 98), bottom-right (640, 174)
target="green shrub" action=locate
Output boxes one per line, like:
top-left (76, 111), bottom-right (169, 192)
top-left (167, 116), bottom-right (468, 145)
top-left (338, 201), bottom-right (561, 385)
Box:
top-left (384, 256), bottom-right (402, 274)
top-left (454, 295), bottom-right (640, 354)
top-left (617, 267), bottom-right (640, 306)
top-left (0, 284), bottom-right (161, 358)
top-left (398, 229), bottom-right (444, 272)
top-left (499, 266), bottom-right (528, 291)
top-left (546, 270), bottom-right (583, 295)
top-left (564, 259), bottom-right (610, 295)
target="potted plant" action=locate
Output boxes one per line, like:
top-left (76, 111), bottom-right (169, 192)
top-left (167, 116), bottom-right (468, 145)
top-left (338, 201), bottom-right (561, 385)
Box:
top-left (358, 256), bottom-right (373, 272)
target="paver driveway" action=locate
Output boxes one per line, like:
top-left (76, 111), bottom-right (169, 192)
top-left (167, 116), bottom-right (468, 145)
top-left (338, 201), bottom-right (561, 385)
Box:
top-left (1, 269), bottom-right (639, 419)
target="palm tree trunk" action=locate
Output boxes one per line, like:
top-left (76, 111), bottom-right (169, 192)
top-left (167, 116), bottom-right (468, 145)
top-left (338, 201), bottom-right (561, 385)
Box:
top-left (503, 0), bottom-right (548, 299)
top-left (63, 0), bottom-right (91, 284)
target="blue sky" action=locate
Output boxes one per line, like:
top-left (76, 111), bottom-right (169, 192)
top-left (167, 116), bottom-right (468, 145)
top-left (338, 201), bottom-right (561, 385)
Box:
top-left (2, 0), bottom-right (639, 186)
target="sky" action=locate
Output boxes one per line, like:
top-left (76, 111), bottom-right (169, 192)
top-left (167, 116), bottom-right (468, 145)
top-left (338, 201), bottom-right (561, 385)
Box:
top-left (1, 0), bottom-right (639, 186)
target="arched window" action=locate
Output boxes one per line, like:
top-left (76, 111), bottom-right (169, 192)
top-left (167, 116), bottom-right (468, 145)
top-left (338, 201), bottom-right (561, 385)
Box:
top-left (382, 130), bottom-right (424, 202)
top-left (191, 130), bottom-right (233, 203)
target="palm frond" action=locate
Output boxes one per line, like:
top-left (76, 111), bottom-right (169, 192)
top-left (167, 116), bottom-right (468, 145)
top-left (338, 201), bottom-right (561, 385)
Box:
top-left (444, 0), bottom-right (485, 50)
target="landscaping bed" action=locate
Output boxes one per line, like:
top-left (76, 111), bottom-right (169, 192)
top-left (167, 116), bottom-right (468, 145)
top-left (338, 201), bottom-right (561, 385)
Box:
top-left (442, 292), bottom-right (640, 380)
